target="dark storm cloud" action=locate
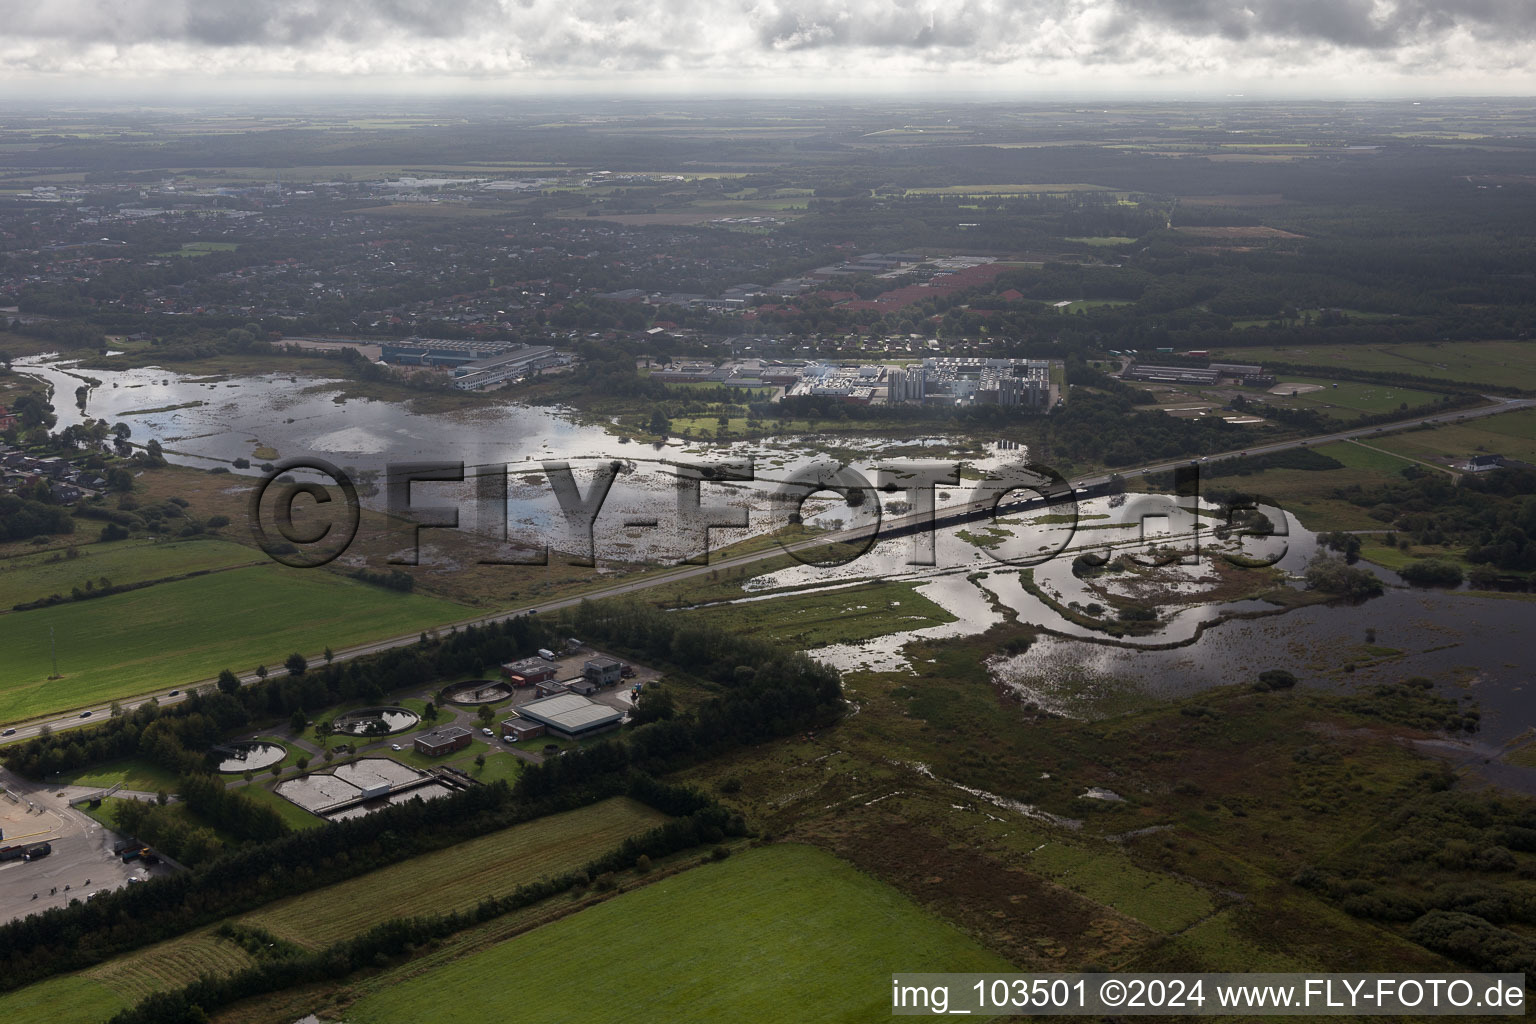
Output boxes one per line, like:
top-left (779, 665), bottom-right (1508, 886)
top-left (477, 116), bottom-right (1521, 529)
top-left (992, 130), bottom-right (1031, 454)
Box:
top-left (3, 0), bottom-right (500, 48)
top-left (1124, 0), bottom-right (1536, 49)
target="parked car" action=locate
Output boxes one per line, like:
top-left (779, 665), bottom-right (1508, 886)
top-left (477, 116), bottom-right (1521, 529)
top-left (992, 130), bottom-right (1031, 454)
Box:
top-left (481, 727), bottom-right (494, 737)
top-left (390, 743), bottom-right (402, 751)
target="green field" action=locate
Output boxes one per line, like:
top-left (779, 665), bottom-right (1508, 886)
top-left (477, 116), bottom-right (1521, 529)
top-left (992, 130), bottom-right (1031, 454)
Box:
top-left (346, 843), bottom-right (1012, 1024)
top-left (1261, 376), bottom-right (1445, 418)
top-left (0, 974), bottom-right (127, 1024)
top-left (0, 565), bottom-right (468, 723)
top-left (689, 581), bottom-right (957, 648)
top-left (0, 537), bottom-right (260, 608)
top-left (1373, 408), bottom-right (1536, 466)
top-left (58, 757), bottom-right (182, 794)
top-left (1313, 440), bottom-right (1417, 474)
top-left (1210, 340), bottom-right (1536, 392)
top-left (242, 797), bottom-right (667, 947)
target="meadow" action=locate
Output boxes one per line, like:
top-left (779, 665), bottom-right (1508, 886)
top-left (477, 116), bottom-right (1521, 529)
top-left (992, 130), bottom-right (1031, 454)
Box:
top-left (240, 797), bottom-right (667, 947)
top-left (0, 537), bottom-right (261, 608)
top-left (687, 580), bottom-right (957, 648)
top-left (1210, 340), bottom-right (1536, 392)
top-left (0, 565), bottom-right (468, 723)
top-left (344, 843), bottom-right (1012, 1024)
top-left (1260, 376), bottom-right (1444, 418)
top-left (1373, 408), bottom-right (1536, 466)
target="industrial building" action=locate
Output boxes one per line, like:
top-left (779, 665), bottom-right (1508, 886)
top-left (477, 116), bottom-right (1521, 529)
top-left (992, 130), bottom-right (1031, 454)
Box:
top-left (380, 337), bottom-right (517, 367)
top-left (921, 357), bottom-right (1053, 410)
top-left (501, 657), bottom-right (559, 687)
top-left (501, 716), bottom-right (547, 741)
top-left (451, 344), bottom-right (566, 390)
top-left (514, 693), bottom-right (625, 739)
top-left (1123, 361), bottom-right (1274, 387)
top-left (1122, 364), bottom-right (1220, 385)
top-left (413, 725), bottom-right (473, 757)
top-left (583, 656), bottom-right (624, 686)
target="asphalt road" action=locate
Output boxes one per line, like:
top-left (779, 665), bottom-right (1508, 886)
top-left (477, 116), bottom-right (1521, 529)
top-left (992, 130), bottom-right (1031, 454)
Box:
top-left (5, 394), bottom-right (1530, 742)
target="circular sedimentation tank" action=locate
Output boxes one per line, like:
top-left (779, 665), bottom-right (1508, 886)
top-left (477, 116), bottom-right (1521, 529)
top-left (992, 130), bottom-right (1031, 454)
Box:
top-left (442, 679), bottom-right (514, 705)
top-left (214, 741), bottom-right (286, 773)
top-left (333, 706), bottom-right (421, 736)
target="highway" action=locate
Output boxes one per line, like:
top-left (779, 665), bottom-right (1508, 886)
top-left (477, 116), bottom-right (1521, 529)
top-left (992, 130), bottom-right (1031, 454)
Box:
top-left (4, 394), bottom-right (1530, 743)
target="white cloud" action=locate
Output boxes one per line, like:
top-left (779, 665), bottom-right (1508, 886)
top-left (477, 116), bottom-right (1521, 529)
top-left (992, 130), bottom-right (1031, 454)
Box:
top-left (0, 0), bottom-right (1531, 94)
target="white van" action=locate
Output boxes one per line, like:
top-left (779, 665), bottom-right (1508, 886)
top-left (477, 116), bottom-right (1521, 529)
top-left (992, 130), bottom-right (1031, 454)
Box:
top-left (537, 648), bottom-right (556, 661)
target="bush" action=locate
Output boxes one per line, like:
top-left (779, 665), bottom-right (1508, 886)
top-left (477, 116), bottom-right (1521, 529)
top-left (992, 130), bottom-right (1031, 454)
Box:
top-left (1398, 559), bottom-right (1465, 587)
top-left (1255, 669), bottom-right (1298, 692)
top-left (1304, 553), bottom-right (1383, 598)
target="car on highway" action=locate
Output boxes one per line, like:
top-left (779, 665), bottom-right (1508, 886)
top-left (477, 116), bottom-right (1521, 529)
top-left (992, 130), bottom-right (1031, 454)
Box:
top-left (1, 728), bottom-right (14, 736)
top-left (79, 710), bottom-right (92, 718)
top-left (167, 690), bottom-right (179, 697)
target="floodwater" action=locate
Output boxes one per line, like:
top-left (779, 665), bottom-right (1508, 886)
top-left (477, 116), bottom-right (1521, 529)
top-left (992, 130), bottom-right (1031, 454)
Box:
top-left (20, 355), bottom-right (1530, 743)
top-left (16, 355), bottom-right (1018, 562)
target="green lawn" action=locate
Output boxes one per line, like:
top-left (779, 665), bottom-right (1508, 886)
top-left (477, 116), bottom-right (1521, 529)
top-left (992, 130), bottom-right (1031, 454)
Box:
top-left (346, 843), bottom-right (1012, 1024)
top-left (58, 757), bottom-right (182, 794)
top-left (0, 565), bottom-right (468, 724)
top-left (0, 537), bottom-right (260, 608)
top-left (0, 974), bottom-right (127, 1024)
top-left (688, 581), bottom-right (957, 648)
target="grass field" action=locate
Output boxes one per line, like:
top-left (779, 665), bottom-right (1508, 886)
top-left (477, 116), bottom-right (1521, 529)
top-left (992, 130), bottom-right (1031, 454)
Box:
top-left (84, 929), bottom-right (256, 1003)
top-left (0, 565), bottom-right (468, 724)
top-left (58, 757), bottom-right (183, 793)
top-left (345, 843), bottom-right (1012, 1024)
top-left (1318, 440), bottom-right (1418, 473)
top-left (1025, 842), bottom-right (1214, 933)
top-left (0, 974), bottom-right (127, 1024)
top-left (0, 537), bottom-right (260, 608)
top-left (1261, 376), bottom-right (1445, 418)
top-left (1372, 408), bottom-right (1536, 466)
top-left (1210, 340), bottom-right (1536, 392)
top-left (241, 797), bottom-right (667, 947)
top-left (688, 581), bottom-right (957, 648)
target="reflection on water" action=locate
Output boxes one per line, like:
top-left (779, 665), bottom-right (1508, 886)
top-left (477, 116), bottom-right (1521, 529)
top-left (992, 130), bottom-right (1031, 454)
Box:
top-left (334, 707), bottom-right (420, 735)
top-left (21, 356), bottom-right (1530, 743)
top-left (214, 742), bottom-right (285, 773)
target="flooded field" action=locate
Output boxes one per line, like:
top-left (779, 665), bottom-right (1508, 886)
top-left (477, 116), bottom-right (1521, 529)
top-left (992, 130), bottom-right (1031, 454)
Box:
top-left (23, 353), bottom-right (1530, 743)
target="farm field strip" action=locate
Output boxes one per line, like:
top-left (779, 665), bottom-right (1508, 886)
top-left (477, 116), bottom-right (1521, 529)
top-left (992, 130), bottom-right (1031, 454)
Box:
top-left (0, 537), bottom-right (261, 608)
top-left (344, 844), bottom-right (1012, 1024)
top-left (0, 565), bottom-right (469, 724)
top-left (240, 797), bottom-right (667, 947)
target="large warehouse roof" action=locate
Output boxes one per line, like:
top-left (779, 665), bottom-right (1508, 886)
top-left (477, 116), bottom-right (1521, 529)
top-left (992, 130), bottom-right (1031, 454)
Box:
top-left (516, 693), bottom-right (624, 735)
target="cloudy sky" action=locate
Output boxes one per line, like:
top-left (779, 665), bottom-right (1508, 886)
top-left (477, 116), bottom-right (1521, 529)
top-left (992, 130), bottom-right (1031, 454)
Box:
top-left (1, 0), bottom-right (1533, 98)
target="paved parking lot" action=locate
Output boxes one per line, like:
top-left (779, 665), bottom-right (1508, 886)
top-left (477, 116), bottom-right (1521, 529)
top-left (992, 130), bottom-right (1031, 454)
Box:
top-left (0, 769), bottom-right (173, 924)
